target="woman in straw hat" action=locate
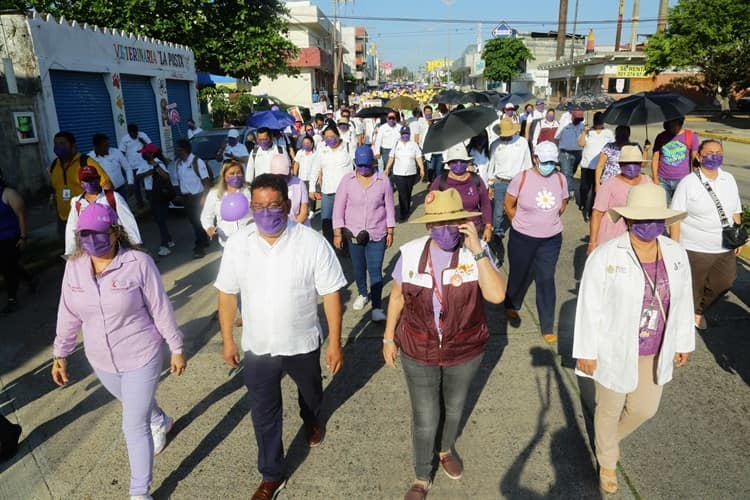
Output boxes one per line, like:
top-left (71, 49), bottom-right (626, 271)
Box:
top-left (587, 145), bottom-right (652, 254)
top-left (573, 183), bottom-right (694, 494)
top-left (382, 188), bottom-right (506, 500)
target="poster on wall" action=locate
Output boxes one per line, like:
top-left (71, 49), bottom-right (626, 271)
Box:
top-left (287, 106), bottom-right (303, 124)
top-left (13, 112), bottom-right (38, 144)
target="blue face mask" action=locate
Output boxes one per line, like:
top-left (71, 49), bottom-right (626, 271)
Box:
top-left (538, 161), bottom-right (557, 176)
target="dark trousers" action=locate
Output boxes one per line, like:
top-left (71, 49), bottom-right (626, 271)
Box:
top-left (147, 191), bottom-right (172, 247)
top-left (393, 174), bottom-right (418, 221)
top-left (243, 348), bottom-right (323, 481)
top-left (504, 228), bottom-right (562, 333)
top-left (182, 193), bottom-right (208, 250)
top-left (686, 250), bottom-right (737, 314)
top-left (579, 168), bottom-right (596, 216)
top-left (349, 237), bottom-right (386, 308)
top-left (428, 154), bottom-right (443, 183)
top-left (0, 238), bottom-right (30, 301)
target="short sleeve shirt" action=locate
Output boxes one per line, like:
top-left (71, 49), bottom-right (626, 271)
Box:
top-left (391, 140), bottom-right (422, 176)
top-left (654, 130), bottom-right (700, 180)
top-left (507, 170), bottom-right (568, 238)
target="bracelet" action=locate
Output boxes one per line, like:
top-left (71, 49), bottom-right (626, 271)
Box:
top-left (382, 338), bottom-right (395, 345)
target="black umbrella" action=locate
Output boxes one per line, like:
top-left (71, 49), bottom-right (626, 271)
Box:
top-left (434, 89), bottom-right (464, 105)
top-left (356, 106), bottom-right (393, 119)
top-left (495, 92), bottom-right (534, 109)
top-left (601, 92), bottom-right (695, 125)
top-left (460, 90), bottom-right (494, 106)
top-left (422, 106), bottom-right (499, 153)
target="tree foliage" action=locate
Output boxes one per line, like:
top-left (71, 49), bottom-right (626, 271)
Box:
top-left (4, 0), bottom-right (299, 83)
top-left (391, 67), bottom-right (413, 81)
top-left (644, 0), bottom-right (750, 95)
top-left (481, 37), bottom-right (533, 90)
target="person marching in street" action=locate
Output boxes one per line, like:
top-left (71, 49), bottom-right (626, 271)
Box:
top-left (333, 145), bottom-right (396, 323)
top-left (422, 105), bottom-right (443, 183)
top-left (0, 174), bottom-right (35, 315)
top-left (531, 108), bottom-right (559, 150)
top-left (270, 154), bottom-right (310, 226)
top-left (294, 135), bottom-right (317, 217)
top-left (174, 139), bottom-right (211, 258)
top-left (90, 133), bottom-right (130, 200)
top-left (595, 126), bottom-right (645, 187)
top-left (374, 110), bottom-right (402, 170)
top-left (554, 109), bottom-right (585, 197)
top-left (385, 126), bottom-right (425, 223)
top-left (64, 165), bottom-right (140, 257)
top-left (503, 141), bottom-right (569, 344)
top-left (135, 144), bottom-right (176, 256)
top-left (467, 131), bottom-right (491, 187)
top-left (430, 144), bottom-right (492, 243)
top-left (652, 116), bottom-right (700, 204)
top-left (247, 127), bottom-right (285, 181)
top-left (119, 124), bottom-right (152, 209)
top-left (578, 112), bottom-right (615, 222)
top-left (217, 128), bottom-right (250, 164)
top-left (186, 119), bottom-right (203, 139)
top-left (52, 203), bottom-right (186, 500)
top-left (573, 183), bottom-right (694, 494)
top-left (200, 160), bottom-right (253, 247)
top-left (487, 120), bottom-right (533, 266)
top-left (215, 174), bottom-right (346, 500)
top-left (337, 116), bottom-right (357, 158)
top-left (588, 145), bottom-right (653, 255)
top-left (669, 140), bottom-right (746, 330)
top-left (383, 188), bottom-right (506, 500)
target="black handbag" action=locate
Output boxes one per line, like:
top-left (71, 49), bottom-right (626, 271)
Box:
top-left (696, 172), bottom-right (748, 250)
top-left (342, 228), bottom-right (370, 245)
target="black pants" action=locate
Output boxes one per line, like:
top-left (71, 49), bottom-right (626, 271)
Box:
top-left (393, 174), bottom-right (418, 221)
top-left (182, 193), bottom-right (208, 250)
top-left (579, 169), bottom-right (597, 217)
top-left (147, 191), bottom-right (173, 247)
top-left (243, 348), bottom-right (323, 481)
top-left (0, 238), bottom-right (30, 302)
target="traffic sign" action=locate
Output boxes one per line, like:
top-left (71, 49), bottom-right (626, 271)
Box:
top-left (492, 23), bottom-right (513, 38)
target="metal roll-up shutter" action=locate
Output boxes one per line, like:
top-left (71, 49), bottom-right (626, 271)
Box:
top-left (166, 79), bottom-right (193, 145)
top-left (120, 75), bottom-right (161, 147)
top-left (49, 71), bottom-right (116, 154)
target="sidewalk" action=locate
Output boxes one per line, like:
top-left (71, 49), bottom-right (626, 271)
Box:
top-left (685, 115), bottom-right (750, 145)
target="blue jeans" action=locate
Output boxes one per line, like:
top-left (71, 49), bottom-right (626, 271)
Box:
top-left (428, 153), bottom-right (444, 182)
top-left (659, 177), bottom-right (682, 205)
top-left (492, 180), bottom-right (510, 239)
top-left (348, 237), bottom-right (386, 308)
top-left (504, 228), bottom-right (563, 334)
top-left (380, 148), bottom-right (392, 173)
top-left (558, 149), bottom-right (582, 195)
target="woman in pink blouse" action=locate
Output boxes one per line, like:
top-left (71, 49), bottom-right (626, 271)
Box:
top-left (51, 203), bottom-right (186, 500)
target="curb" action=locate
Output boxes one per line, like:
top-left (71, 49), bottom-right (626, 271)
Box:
top-left (698, 131), bottom-right (750, 146)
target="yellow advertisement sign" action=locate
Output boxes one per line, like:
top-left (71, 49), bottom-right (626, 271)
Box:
top-left (426, 59), bottom-right (452, 72)
top-left (616, 65), bottom-right (646, 78)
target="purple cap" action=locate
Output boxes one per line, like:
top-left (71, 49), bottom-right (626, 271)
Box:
top-left (77, 203), bottom-right (117, 232)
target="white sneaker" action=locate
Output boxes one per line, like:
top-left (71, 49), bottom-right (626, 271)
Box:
top-left (167, 241), bottom-right (176, 248)
top-left (371, 308), bottom-right (386, 322)
top-left (152, 414), bottom-right (174, 456)
top-left (157, 246), bottom-right (171, 256)
top-left (352, 295), bottom-right (369, 311)
top-left (130, 495), bottom-right (153, 500)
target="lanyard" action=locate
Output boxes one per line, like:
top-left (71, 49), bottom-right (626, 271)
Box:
top-left (632, 242), bottom-right (667, 320)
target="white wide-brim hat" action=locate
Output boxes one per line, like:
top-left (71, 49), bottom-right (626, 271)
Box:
top-left (608, 183), bottom-right (687, 225)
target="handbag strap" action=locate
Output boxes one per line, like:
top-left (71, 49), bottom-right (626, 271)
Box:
top-left (695, 171), bottom-right (730, 227)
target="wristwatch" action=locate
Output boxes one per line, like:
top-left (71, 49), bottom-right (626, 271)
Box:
top-left (473, 249), bottom-right (488, 262)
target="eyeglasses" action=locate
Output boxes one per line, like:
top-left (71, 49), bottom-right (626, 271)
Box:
top-left (251, 202), bottom-right (284, 211)
top-left (387, 116), bottom-right (397, 120)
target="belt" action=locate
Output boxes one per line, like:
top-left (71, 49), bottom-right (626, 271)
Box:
top-left (495, 177), bottom-right (512, 183)
top-left (559, 149), bottom-right (581, 153)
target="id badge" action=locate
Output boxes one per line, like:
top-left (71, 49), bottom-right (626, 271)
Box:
top-left (639, 306), bottom-right (659, 331)
top-left (61, 188), bottom-right (72, 201)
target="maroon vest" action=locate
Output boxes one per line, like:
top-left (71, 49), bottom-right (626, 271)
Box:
top-left (395, 238), bottom-right (489, 367)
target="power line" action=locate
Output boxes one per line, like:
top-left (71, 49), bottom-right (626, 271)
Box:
top-left (320, 13), bottom-right (665, 26)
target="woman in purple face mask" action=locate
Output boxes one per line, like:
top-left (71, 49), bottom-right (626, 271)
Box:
top-left (669, 139), bottom-right (745, 331)
top-left (383, 188), bottom-right (505, 500)
top-left (52, 203), bottom-right (186, 500)
top-left (574, 183), bottom-right (693, 495)
top-left (385, 126), bottom-right (426, 222)
top-left (270, 153), bottom-right (310, 227)
top-left (588, 145), bottom-right (653, 254)
top-left (200, 160), bottom-right (253, 247)
top-left (294, 135), bottom-right (317, 216)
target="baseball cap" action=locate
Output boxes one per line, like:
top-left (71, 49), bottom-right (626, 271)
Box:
top-left (354, 145), bottom-right (374, 166)
top-left (400, 126), bottom-right (411, 135)
top-left (503, 103), bottom-right (515, 110)
top-left (137, 143), bottom-right (159, 154)
top-left (535, 141), bottom-right (559, 163)
top-left (78, 165), bottom-right (101, 182)
top-left (227, 129), bottom-right (240, 139)
top-left (536, 99), bottom-right (545, 105)
top-left (77, 203), bottom-right (117, 232)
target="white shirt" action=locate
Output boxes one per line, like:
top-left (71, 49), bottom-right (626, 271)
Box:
top-left (64, 190), bottom-right (141, 255)
top-left (390, 140), bottom-right (422, 176)
top-left (469, 149), bottom-right (490, 186)
top-left (246, 145), bottom-right (280, 181)
top-left (119, 132), bottom-right (152, 168)
top-left (363, 119), bottom-right (376, 145)
top-left (557, 111), bottom-right (572, 131)
top-left (339, 130), bottom-right (357, 158)
top-left (573, 233), bottom-right (695, 393)
top-left (294, 149), bottom-right (316, 182)
top-left (409, 117), bottom-right (429, 145)
top-left (175, 153), bottom-right (209, 195)
top-left (308, 143), bottom-right (353, 194)
top-left (135, 158), bottom-right (168, 192)
top-left (488, 135), bottom-right (533, 180)
top-left (581, 128), bottom-right (615, 169)
top-left (671, 169), bottom-right (742, 253)
top-left (88, 148), bottom-right (129, 188)
top-left (223, 142), bottom-right (250, 161)
top-left (214, 221), bottom-right (347, 356)
top-left (374, 123), bottom-right (401, 150)
top-left (187, 127), bottom-right (203, 139)
top-left (200, 186), bottom-right (254, 246)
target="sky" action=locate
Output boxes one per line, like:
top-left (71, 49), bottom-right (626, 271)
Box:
top-left (316, 0), bottom-right (679, 71)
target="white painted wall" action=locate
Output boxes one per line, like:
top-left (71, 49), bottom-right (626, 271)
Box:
top-left (252, 71), bottom-right (313, 108)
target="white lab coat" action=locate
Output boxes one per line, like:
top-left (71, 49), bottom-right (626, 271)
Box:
top-left (572, 232), bottom-right (695, 393)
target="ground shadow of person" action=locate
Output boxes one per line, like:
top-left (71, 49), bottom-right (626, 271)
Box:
top-left (499, 347), bottom-right (601, 499)
top-left (697, 301), bottom-right (750, 387)
top-left (558, 242), bottom-right (588, 369)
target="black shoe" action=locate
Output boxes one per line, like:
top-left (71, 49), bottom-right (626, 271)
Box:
top-left (193, 248), bottom-right (205, 259)
top-left (0, 423), bottom-right (22, 461)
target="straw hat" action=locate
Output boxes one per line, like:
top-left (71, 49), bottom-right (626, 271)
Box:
top-left (618, 144), bottom-right (648, 163)
top-left (608, 184), bottom-right (687, 225)
top-left (410, 189), bottom-right (481, 224)
top-left (492, 118), bottom-right (519, 137)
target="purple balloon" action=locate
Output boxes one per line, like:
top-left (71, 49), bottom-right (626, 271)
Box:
top-left (220, 192), bottom-right (250, 222)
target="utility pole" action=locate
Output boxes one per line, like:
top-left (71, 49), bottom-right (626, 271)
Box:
top-left (556, 0), bottom-right (569, 59)
top-left (567, 0), bottom-right (580, 98)
top-left (657, 0), bottom-right (669, 34)
top-left (614, 0), bottom-right (624, 52)
top-left (331, 0), bottom-right (339, 107)
top-left (629, 0), bottom-right (640, 51)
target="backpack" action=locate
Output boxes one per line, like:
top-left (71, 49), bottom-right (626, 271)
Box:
top-left (438, 170), bottom-right (483, 191)
top-left (75, 189), bottom-right (117, 215)
top-left (191, 155), bottom-right (215, 184)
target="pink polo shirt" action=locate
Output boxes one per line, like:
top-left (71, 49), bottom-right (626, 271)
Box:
top-left (54, 248), bottom-right (183, 373)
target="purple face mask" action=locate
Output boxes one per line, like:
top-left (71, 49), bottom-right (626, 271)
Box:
top-left (80, 231), bottom-right (113, 257)
top-left (254, 207), bottom-right (287, 235)
top-left (449, 161), bottom-right (469, 175)
top-left (401, 134), bottom-right (411, 141)
top-left (82, 180), bottom-right (101, 194)
top-left (430, 225), bottom-right (461, 251)
top-left (631, 220), bottom-right (664, 242)
top-left (702, 153), bottom-right (723, 170)
top-left (356, 165), bottom-right (375, 177)
top-left (302, 143), bottom-right (313, 151)
top-left (54, 144), bottom-right (71, 159)
top-left (226, 175), bottom-right (244, 189)
top-left (324, 137), bottom-right (339, 148)
top-left (257, 139), bottom-right (272, 150)
top-left (424, 113), bottom-right (433, 120)
top-left (387, 118), bottom-right (397, 125)
top-left (619, 163), bottom-right (642, 179)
